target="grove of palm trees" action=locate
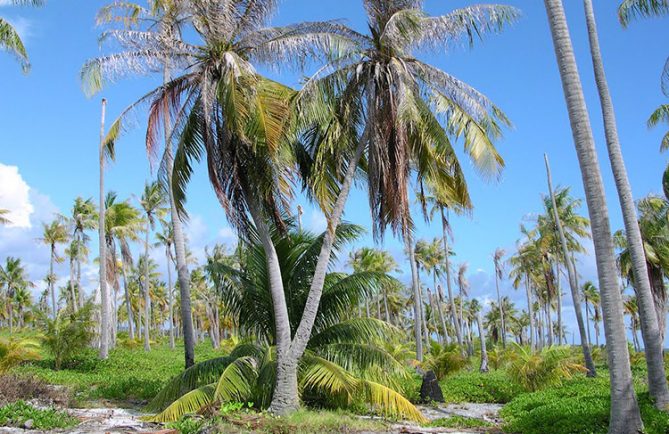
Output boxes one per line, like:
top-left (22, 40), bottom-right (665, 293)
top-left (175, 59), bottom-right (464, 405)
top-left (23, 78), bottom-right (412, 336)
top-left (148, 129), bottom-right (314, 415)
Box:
top-left (2, 0), bottom-right (669, 433)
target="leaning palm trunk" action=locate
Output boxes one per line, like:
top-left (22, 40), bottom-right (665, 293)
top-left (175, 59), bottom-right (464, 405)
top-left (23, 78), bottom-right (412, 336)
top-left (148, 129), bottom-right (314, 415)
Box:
top-left (477, 311), bottom-right (489, 373)
top-left (143, 221), bottom-right (151, 352)
top-left (98, 98), bottom-right (110, 360)
top-left (121, 263), bottom-right (134, 340)
top-left (494, 272), bottom-right (505, 348)
top-left (543, 0), bottom-right (643, 431)
top-left (441, 207), bottom-right (463, 348)
top-left (163, 64), bottom-right (195, 369)
top-left (407, 237), bottom-right (424, 362)
top-left (69, 256), bottom-right (77, 312)
top-left (49, 247), bottom-right (56, 319)
top-left (436, 285), bottom-right (450, 345)
top-left (583, 0), bottom-right (669, 409)
top-left (555, 261), bottom-right (563, 344)
top-left (545, 154), bottom-right (596, 376)
top-left (525, 275), bottom-right (535, 351)
top-left (648, 265), bottom-right (667, 343)
top-left (166, 245), bottom-right (175, 350)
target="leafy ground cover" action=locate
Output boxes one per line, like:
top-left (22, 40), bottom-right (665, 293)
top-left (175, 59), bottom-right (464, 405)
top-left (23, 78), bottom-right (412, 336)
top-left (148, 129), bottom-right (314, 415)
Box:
top-left (0, 401), bottom-right (79, 430)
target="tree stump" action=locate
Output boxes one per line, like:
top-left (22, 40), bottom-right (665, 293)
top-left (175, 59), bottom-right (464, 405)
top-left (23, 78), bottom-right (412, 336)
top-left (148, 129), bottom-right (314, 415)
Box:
top-left (419, 370), bottom-right (444, 403)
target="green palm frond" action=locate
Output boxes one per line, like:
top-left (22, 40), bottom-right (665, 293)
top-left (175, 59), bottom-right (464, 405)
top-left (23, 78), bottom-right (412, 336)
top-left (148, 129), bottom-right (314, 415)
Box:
top-left (0, 18), bottom-right (29, 73)
top-left (619, 0), bottom-right (669, 27)
top-left (147, 384), bottom-right (216, 423)
top-left (214, 356), bottom-right (257, 402)
top-left (308, 318), bottom-right (402, 348)
top-left (146, 356), bottom-right (234, 412)
top-left (300, 355), bottom-right (358, 398)
top-left (359, 380), bottom-right (427, 423)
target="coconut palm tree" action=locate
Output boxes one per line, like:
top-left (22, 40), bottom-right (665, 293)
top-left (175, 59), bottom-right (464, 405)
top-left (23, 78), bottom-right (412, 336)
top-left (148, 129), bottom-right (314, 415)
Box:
top-left (1, 0), bottom-right (43, 72)
top-left (84, 0), bottom-right (517, 414)
top-left (543, 0), bottom-right (643, 430)
top-left (63, 197), bottom-right (97, 311)
top-left (155, 220), bottom-right (176, 349)
top-left (583, 282), bottom-right (602, 347)
top-left (492, 248), bottom-right (506, 347)
top-left (146, 222), bottom-right (423, 423)
top-left (39, 220), bottom-right (69, 320)
top-left (139, 181), bottom-right (168, 351)
top-left (94, 0), bottom-right (197, 368)
top-left (0, 257), bottom-right (32, 334)
top-left (584, 0), bottom-right (669, 405)
top-left (544, 154), bottom-right (595, 376)
top-left (456, 262), bottom-right (469, 347)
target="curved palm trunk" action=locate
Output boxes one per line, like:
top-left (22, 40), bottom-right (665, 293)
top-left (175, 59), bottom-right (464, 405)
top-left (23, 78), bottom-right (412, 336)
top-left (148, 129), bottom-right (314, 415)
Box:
top-left (477, 311), bottom-right (489, 373)
top-left (163, 64), bottom-right (195, 369)
top-left (583, 0), bottom-right (669, 408)
top-left (543, 1), bottom-right (643, 430)
top-left (99, 99), bottom-right (110, 360)
top-left (441, 207), bottom-right (463, 349)
top-left (167, 246), bottom-right (175, 350)
top-left (143, 221), bottom-right (151, 352)
top-left (648, 264), bottom-right (667, 343)
top-left (545, 154), bottom-right (596, 376)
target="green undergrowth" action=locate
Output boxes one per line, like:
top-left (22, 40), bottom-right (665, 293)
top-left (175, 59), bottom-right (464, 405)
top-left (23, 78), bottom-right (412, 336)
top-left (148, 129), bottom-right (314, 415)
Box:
top-left (0, 401), bottom-right (79, 430)
top-left (12, 340), bottom-right (222, 404)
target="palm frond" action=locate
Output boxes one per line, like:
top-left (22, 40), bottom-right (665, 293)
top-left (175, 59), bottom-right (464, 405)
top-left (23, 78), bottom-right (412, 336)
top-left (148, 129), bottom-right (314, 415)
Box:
top-left (147, 384), bottom-right (215, 423)
top-left (619, 0), bottom-right (669, 27)
top-left (0, 18), bottom-right (29, 73)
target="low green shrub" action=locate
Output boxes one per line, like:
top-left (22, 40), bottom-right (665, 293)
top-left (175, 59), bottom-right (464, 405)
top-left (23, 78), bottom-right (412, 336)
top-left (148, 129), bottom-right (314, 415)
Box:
top-left (424, 343), bottom-right (469, 380)
top-left (440, 369), bottom-right (523, 404)
top-left (38, 303), bottom-right (94, 370)
top-left (0, 401), bottom-right (78, 430)
top-left (506, 345), bottom-right (586, 392)
top-left (166, 415), bottom-right (205, 434)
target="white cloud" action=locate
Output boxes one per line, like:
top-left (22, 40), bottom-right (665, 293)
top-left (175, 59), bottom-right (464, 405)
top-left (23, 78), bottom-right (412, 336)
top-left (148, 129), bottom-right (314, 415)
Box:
top-left (218, 226), bottom-right (238, 242)
top-left (308, 209), bottom-right (327, 233)
top-left (0, 163), bottom-right (34, 228)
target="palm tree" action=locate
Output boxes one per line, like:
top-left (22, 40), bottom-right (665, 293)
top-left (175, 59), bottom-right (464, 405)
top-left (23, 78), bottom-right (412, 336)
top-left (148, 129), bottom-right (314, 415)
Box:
top-left (146, 222), bottom-right (423, 423)
top-left (583, 282), bottom-right (602, 347)
top-left (64, 197), bottom-right (97, 311)
top-left (39, 220), bottom-right (68, 320)
top-left (584, 0), bottom-right (669, 406)
top-left (456, 262), bottom-right (469, 348)
top-left (0, 257), bottom-right (32, 334)
top-left (85, 0), bottom-right (517, 415)
top-left (97, 99), bottom-right (112, 359)
top-left (544, 154), bottom-right (595, 376)
top-left (1, 0), bottom-right (43, 72)
top-left (139, 181), bottom-right (168, 351)
top-left (492, 248), bottom-right (506, 348)
top-left (94, 0), bottom-right (197, 369)
top-left (623, 295), bottom-right (642, 352)
top-left (155, 220), bottom-right (176, 349)
top-left (543, 0), bottom-right (643, 430)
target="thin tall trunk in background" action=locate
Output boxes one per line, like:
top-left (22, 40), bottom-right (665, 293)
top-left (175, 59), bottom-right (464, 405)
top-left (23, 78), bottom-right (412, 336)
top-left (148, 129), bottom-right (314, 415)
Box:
top-left (143, 221), bottom-right (151, 352)
top-left (543, 1), bottom-right (643, 430)
top-left (98, 98), bottom-right (110, 360)
top-left (407, 236), bottom-right (423, 362)
top-left (167, 245), bottom-right (175, 349)
top-left (477, 311), bottom-right (488, 373)
top-left (545, 154), bottom-right (596, 376)
top-left (441, 207), bottom-right (463, 348)
top-left (582, 0), bottom-right (669, 408)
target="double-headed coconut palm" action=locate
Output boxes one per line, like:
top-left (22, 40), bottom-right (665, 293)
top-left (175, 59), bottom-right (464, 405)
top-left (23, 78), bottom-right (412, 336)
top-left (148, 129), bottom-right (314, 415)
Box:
top-left (543, 0), bottom-right (643, 430)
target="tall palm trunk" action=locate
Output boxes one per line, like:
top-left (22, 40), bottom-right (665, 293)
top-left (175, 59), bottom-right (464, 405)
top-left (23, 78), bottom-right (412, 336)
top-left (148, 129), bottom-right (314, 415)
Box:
top-left (441, 207), bottom-right (463, 348)
top-left (99, 98), bottom-right (110, 360)
top-left (418, 265), bottom-right (430, 350)
top-left (163, 63), bottom-right (195, 368)
top-left (545, 154), bottom-right (596, 376)
top-left (477, 311), bottom-right (489, 373)
top-left (584, 293), bottom-right (592, 348)
top-left (121, 263), bottom-right (134, 340)
top-left (555, 261), bottom-right (563, 344)
top-left (543, 1), bottom-right (643, 430)
top-left (143, 221), bottom-right (151, 351)
top-left (583, 0), bottom-right (669, 408)
top-left (49, 245), bottom-right (56, 319)
top-left (436, 285), bottom-right (450, 345)
top-left (648, 264), bottom-right (667, 343)
top-left (7, 286), bottom-right (13, 334)
top-left (77, 259), bottom-right (84, 309)
top-left (69, 256), bottom-right (77, 312)
top-left (167, 246), bottom-right (175, 349)
top-left (525, 275), bottom-right (535, 351)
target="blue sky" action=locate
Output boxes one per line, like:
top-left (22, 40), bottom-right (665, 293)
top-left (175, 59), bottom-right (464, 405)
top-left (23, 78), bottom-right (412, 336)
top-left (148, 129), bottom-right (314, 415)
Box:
top-left (1, 0), bottom-right (668, 343)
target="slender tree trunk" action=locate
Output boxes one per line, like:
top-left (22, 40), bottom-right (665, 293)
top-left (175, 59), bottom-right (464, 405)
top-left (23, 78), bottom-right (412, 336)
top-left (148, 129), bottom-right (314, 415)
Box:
top-left (383, 284), bottom-right (391, 324)
top-left (48, 246), bottom-right (56, 320)
top-left (436, 285), bottom-right (450, 345)
top-left (545, 154), bottom-right (596, 376)
top-left (77, 259), bottom-right (84, 309)
top-left (583, 0), bottom-right (669, 409)
top-left (555, 261), bottom-right (563, 344)
top-left (69, 256), bottom-right (77, 312)
top-left (648, 265), bottom-right (667, 343)
top-left (167, 246), bottom-right (175, 350)
top-left (143, 221), bottom-right (152, 351)
top-left (584, 295), bottom-right (592, 348)
top-left (477, 312), bottom-right (489, 373)
top-left (441, 207), bottom-right (463, 348)
top-left (525, 276), bottom-right (535, 351)
top-left (163, 64), bottom-right (195, 368)
top-left (121, 263), bottom-right (134, 340)
top-left (494, 269), bottom-right (505, 348)
top-left (98, 98), bottom-right (110, 360)
top-left (543, 1), bottom-right (643, 430)
top-left (8, 287), bottom-right (13, 334)
top-left (418, 265), bottom-right (430, 350)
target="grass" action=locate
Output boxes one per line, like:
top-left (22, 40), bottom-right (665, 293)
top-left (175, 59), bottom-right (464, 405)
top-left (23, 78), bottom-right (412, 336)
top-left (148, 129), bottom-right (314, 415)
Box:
top-left (10, 338), bottom-right (223, 405)
top-left (0, 401), bottom-right (79, 430)
top-left (438, 368), bottom-right (524, 404)
top-left (212, 409), bottom-right (389, 433)
top-left (428, 415), bottom-right (495, 429)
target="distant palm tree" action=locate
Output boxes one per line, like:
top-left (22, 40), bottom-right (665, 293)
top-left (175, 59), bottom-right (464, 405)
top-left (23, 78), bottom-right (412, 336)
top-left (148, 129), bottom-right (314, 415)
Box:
top-left (139, 181), bottom-right (168, 351)
top-left (63, 197), bottom-right (97, 311)
top-left (543, 0), bottom-right (642, 430)
top-left (582, 282), bottom-right (602, 347)
top-left (1, 0), bottom-right (43, 72)
top-left (492, 248), bottom-right (506, 347)
top-left (155, 220), bottom-right (176, 349)
top-left (39, 220), bottom-right (68, 319)
top-left (0, 257), bottom-right (32, 334)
